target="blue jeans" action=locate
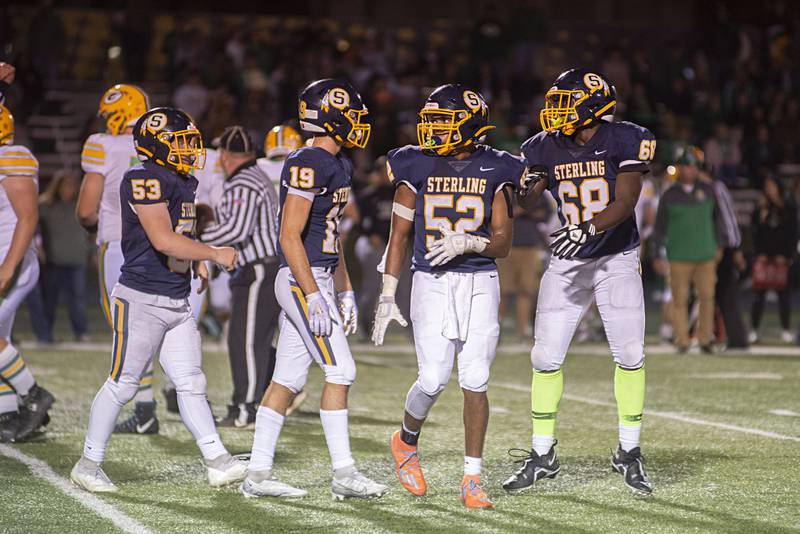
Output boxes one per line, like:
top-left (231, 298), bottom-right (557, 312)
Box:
top-left (43, 263), bottom-right (88, 338)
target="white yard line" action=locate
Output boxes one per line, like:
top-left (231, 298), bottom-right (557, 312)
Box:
top-left (0, 444), bottom-right (153, 534)
top-left (494, 382), bottom-right (800, 443)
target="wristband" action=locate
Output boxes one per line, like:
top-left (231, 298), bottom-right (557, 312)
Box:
top-left (380, 274), bottom-right (399, 298)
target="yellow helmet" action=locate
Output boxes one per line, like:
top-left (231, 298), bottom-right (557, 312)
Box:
top-left (264, 125), bottom-right (302, 160)
top-left (98, 84), bottom-right (150, 136)
top-left (0, 105), bottom-right (13, 146)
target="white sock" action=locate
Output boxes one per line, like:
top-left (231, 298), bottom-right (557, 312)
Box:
top-left (132, 363), bottom-right (155, 403)
top-left (248, 406), bottom-right (285, 473)
top-left (319, 408), bottom-right (355, 471)
top-left (464, 456), bottom-right (482, 476)
top-left (197, 433), bottom-right (227, 460)
top-left (532, 435), bottom-right (555, 456)
top-left (83, 381), bottom-right (126, 463)
top-left (0, 344), bottom-right (35, 397)
top-left (176, 389), bottom-right (221, 455)
top-left (619, 424), bottom-right (641, 452)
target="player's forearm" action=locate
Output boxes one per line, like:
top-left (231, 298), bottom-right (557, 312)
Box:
top-left (518, 180), bottom-right (547, 211)
top-left (1, 214), bottom-right (37, 269)
top-left (384, 221), bottom-right (410, 279)
top-left (334, 247), bottom-right (352, 292)
top-left (280, 231), bottom-right (320, 296)
top-left (75, 204), bottom-right (99, 229)
top-left (481, 230), bottom-right (512, 258)
top-left (154, 232), bottom-right (222, 263)
top-left (588, 196), bottom-right (637, 233)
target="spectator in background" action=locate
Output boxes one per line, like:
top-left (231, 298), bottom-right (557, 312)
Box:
top-left (749, 176), bottom-right (797, 344)
top-left (653, 146), bottom-right (724, 353)
top-left (497, 195), bottom-right (551, 340)
top-left (703, 121), bottom-right (742, 185)
top-left (173, 71), bottom-right (209, 122)
top-left (39, 170), bottom-right (91, 341)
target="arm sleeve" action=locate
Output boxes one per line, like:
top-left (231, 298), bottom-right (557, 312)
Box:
top-left (617, 123), bottom-right (656, 174)
top-left (0, 146), bottom-right (39, 179)
top-left (80, 134), bottom-right (110, 175)
top-left (201, 183), bottom-right (262, 246)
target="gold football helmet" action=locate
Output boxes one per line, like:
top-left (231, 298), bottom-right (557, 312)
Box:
top-left (0, 105), bottom-right (14, 146)
top-left (99, 84), bottom-right (150, 136)
top-left (264, 125), bottom-right (302, 160)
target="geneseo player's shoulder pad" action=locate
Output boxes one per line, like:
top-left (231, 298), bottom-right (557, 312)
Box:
top-left (0, 144), bottom-right (38, 177)
top-left (281, 146), bottom-right (334, 191)
top-left (81, 132), bottom-right (110, 173)
top-left (481, 146), bottom-right (527, 191)
top-left (122, 163), bottom-right (174, 204)
top-left (387, 144), bottom-right (431, 191)
top-left (611, 121), bottom-right (656, 173)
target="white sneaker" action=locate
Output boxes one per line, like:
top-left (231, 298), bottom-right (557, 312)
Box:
top-left (70, 457), bottom-right (118, 493)
top-left (781, 330), bottom-right (794, 343)
top-left (205, 453), bottom-right (247, 487)
top-left (748, 330), bottom-right (759, 344)
top-left (240, 471), bottom-right (308, 498)
top-left (331, 468), bottom-right (388, 500)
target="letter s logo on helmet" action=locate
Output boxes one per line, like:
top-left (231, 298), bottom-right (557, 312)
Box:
top-left (297, 79), bottom-right (371, 149)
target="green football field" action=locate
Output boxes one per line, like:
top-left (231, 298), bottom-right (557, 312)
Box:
top-left (2, 337), bottom-right (799, 534)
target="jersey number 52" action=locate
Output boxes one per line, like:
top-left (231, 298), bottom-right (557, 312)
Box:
top-left (424, 194), bottom-right (484, 248)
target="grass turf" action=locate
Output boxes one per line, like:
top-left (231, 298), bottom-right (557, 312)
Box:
top-left (1, 339), bottom-right (799, 534)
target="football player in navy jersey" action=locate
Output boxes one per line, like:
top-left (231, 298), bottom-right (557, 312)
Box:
top-left (372, 85), bottom-right (526, 508)
top-left (241, 79), bottom-right (387, 501)
top-left (502, 69), bottom-right (655, 495)
top-left (71, 108), bottom-right (246, 493)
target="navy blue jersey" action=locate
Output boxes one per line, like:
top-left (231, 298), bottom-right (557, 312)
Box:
top-left (276, 147), bottom-right (352, 269)
top-left (388, 144), bottom-right (526, 273)
top-left (521, 121), bottom-right (655, 259)
top-left (119, 161), bottom-right (198, 299)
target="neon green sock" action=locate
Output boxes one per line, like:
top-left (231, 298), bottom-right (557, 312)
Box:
top-left (614, 365), bottom-right (645, 427)
top-left (531, 369), bottom-right (563, 437)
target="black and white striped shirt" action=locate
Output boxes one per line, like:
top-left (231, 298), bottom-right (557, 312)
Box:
top-left (200, 160), bottom-right (279, 266)
top-left (711, 179), bottom-right (741, 248)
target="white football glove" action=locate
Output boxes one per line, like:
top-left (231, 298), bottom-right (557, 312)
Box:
top-left (424, 224), bottom-right (489, 267)
top-left (549, 222), bottom-right (596, 260)
top-left (371, 274), bottom-right (408, 346)
top-left (305, 291), bottom-right (332, 337)
top-left (338, 290), bottom-right (358, 336)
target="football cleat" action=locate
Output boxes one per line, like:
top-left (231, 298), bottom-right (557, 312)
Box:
top-left (502, 443), bottom-right (561, 492)
top-left (216, 404), bottom-right (255, 428)
top-left (0, 411), bottom-right (21, 443)
top-left (163, 387), bottom-right (179, 414)
top-left (390, 430), bottom-right (427, 496)
top-left (114, 401), bottom-right (159, 435)
top-left (205, 453), bottom-right (247, 487)
top-left (70, 457), bottom-right (118, 493)
top-left (240, 471), bottom-right (308, 499)
top-left (16, 384), bottom-right (55, 441)
top-left (331, 467), bottom-right (388, 501)
top-left (461, 475), bottom-right (492, 509)
top-left (611, 446), bottom-right (653, 495)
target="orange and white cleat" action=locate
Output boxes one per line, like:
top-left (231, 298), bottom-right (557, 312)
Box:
top-left (390, 430), bottom-right (427, 496)
top-left (461, 475), bottom-right (492, 509)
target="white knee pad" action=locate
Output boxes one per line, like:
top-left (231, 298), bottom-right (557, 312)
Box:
top-left (104, 377), bottom-right (139, 406)
top-left (172, 371), bottom-right (207, 397)
top-left (458, 360), bottom-right (491, 393)
top-left (416, 364), bottom-right (450, 397)
top-left (272, 368), bottom-right (310, 394)
top-left (323, 359), bottom-right (356, 387)
top-left (615, 341), bottom-right (644, 369)
top-left (531, 343), bottom-right (562, 372)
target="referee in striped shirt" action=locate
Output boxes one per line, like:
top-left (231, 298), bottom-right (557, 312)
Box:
top-left (200, 126), bottom-right (280, 427)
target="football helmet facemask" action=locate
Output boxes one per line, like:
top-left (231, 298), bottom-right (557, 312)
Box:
top-left (0, 105), bottom-right (13, 146)
top-left (417, 84), bottom-right (494, 156)
top-left (298, 79), bottom-right (371, 149)
top-left (99, 84), bottom-right (150, 136)
top-left (540, 69), bottom-right (617, 136)
top-left (264, 124), bottom-right (302, 160)
top-left (134, 107), bottom-right (205, 175)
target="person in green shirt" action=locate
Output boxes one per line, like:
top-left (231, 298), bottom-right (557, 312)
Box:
top-left (653, 145), bottom-right (724, 353)
top-left (39, 170), bottom-right (91, 341)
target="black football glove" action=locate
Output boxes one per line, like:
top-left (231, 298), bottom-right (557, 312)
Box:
top-left (549, 221), bottom-right (596, 259)
top-left (520, 165), bottom-right (549, 197)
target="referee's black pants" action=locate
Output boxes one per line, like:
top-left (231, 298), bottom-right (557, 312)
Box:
top-left (228, 258), bottom-right (280, 408)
